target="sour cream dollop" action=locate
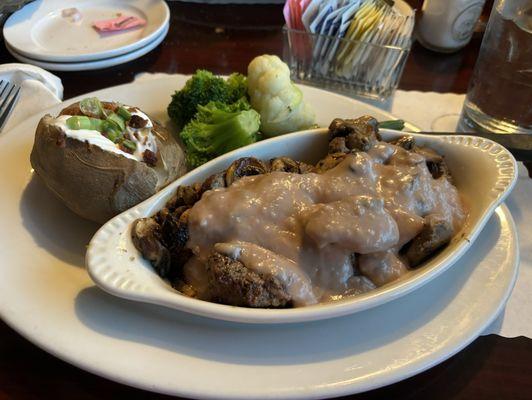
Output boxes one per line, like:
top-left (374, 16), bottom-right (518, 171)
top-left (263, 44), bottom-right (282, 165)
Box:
top-left (52, 108), bottom-right (157, 163)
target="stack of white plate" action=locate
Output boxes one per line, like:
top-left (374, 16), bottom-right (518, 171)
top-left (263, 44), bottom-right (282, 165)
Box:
top-left (3, 0), bottom-right (170, 71)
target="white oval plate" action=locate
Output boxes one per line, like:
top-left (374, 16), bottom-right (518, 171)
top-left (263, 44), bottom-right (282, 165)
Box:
top-left (0, 77), bottom-right (519, 398)
top-left (87, 128), bottom-right (517, 323)
top-left (3, 0), bottom-right (170, 63)
top-left (5, 23), bottom-right (169, 72)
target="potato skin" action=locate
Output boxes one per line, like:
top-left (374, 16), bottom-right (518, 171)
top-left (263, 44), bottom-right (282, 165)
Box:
top-left (30, 105), bottom-right (186, 224)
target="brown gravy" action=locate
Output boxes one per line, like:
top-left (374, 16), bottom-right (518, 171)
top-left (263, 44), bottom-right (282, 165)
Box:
top-left (185, 142), bottom-right (466, 305)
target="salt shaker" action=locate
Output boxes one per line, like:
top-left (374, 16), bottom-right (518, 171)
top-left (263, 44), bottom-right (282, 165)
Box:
top-left (416, 0), bottom-right (487, 52)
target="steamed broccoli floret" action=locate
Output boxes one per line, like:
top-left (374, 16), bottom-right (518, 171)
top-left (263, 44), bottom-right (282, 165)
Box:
top-left (167, 70), bottom-right (248, 128)
top-left (180, 99), bottom-right (260, 169)
top-left (226, 73), bottom-right (248, 101)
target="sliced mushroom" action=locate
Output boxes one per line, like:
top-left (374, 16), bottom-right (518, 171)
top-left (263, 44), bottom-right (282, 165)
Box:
top-left (390, 135), bottom-right (415, 150)
top-left (315, 153), bottom-right (348, 172)
top-left (225, 157), bottom-right (269, 186)
top-left (166, 183), bottom-right (202, 209)
top-left (270, 157), bottom-right (315, 174)
top-left (405, 214), bottom-right (454, 267)
top-left (161, 213), bottom-right (189, 250)
top-left (131, 218), bottom-right (172, 278)
top-left (155, 205), bottom-right (189, 225)
top-left (201, 172), bottom-right (226, 193)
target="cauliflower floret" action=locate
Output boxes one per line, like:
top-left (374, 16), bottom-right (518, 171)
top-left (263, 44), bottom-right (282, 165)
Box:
top-left (248, 55), bottom-right (316, 137)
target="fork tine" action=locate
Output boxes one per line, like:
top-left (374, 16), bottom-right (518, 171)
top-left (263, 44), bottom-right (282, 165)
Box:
top-left (0, 84), bottom-right (20, 132)
top-left (0, 80), bottom-right (8, 98)
top-left (0, 83), bottom-right (16, 111)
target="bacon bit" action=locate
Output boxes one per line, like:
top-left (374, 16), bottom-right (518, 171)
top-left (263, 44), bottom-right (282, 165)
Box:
top-left (143, 149), bottom-right (158, 167)
top-left (119, 143), bottom-right (135, 154)
top-left (129, 114), bottom-right (148, 129)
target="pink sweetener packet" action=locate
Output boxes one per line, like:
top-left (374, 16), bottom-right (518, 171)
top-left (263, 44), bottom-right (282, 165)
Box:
top-left (92, 15), bottom-right (146, 33)
top-left (283, 0), bottom-right (292, 28)
top-left (292, 0), bottom-right (305, 30)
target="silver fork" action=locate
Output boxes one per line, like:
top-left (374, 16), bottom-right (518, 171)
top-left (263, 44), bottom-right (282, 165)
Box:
top-left (0, 80), bottom-right (21, 133)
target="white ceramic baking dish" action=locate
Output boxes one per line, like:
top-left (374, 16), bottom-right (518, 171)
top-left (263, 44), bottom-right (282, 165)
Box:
top-left (86, 129), bottom-right (517, 323)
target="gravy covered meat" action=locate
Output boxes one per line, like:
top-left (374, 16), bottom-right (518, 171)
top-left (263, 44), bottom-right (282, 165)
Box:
top-left (132, 116), bottom-right (467, 308)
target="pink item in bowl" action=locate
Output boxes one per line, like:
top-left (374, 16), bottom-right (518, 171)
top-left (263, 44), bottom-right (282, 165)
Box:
top-left (92, 15), bottom-right (146, 33)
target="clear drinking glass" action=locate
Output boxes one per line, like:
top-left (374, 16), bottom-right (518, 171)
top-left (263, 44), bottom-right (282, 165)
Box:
top-left (458, 0), bottom-right (532, 133)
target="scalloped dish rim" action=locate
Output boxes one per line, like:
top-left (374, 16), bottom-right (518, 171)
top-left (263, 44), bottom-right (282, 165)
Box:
top-left (86, 128), bottom-right (518, 324)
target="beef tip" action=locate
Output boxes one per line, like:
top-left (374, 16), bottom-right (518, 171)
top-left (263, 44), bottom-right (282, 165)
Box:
top-left (315, 153), bottom-right (347, 172)
top-left (201, 172), bottom-right (226, 193)
top-left (390, 135), bottom-right (415, 150)
top-left (328, 137), bottom-right (349, 154)
top-left (128, 114), bottom-right (148, 129)
top-left (143, 149), bottom-right (158, 167)
top-left (131, 218), bottom-right (172, 279)
top-left (169, 247), bottom-right (192, 278)
top-left (345, 131), bottom-right (377, 152)
top-left (405, 214), bottom-right (454, 267)
top-left (206, 252), bottom-right (291, 308)
top-left (414, 146), bottom-right (452, 181)
top-left (328, 116), bottom-right (380, 152)
top-left (270, 157), bottom-right (315, 173)
top-left (328, 118), bottom-right (348, 136)
top-left (297, 161), bottom-right (315, 174)
top-left (225, 157), bottom-right (269, 186)
top-left (328, 116), bottom-right (379, 139)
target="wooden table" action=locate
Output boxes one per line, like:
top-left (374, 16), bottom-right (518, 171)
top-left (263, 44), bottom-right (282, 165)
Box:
top-left (1, 2), bottom-right (531, 399)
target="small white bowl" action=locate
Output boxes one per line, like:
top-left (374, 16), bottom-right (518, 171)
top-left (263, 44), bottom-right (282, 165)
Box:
top-left (86, 129), bottom-right (517, 324)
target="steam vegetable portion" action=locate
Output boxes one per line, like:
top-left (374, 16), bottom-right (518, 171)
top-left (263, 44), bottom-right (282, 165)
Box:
top-left (247, 55), bottom-right (316, 137)
top-left (167, 70), bottom-right (248, 128)
top-left (166, 56), bottom-right (402, 170)
top-left (180, 99), bottom-right (261, 168)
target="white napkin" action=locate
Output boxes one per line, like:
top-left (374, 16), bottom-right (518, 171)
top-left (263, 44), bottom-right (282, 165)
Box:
top-left (0, 63), bottom-right (63, 132)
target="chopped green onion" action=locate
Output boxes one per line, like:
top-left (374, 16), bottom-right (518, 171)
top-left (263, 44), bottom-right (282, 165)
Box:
top-left (66, 116), bottom-right (90, 130)
top-left (378, 119), bottom-right (405, 131)
top-left (80, 97), bottom-right (106, 119)
top-left (117, 106), bottom-right (132, 121)
top-left (122, 139), bottom-right (137, 152)
top-left (104, 127), bottom-right (122, 143)
top-left (106, 112), bottom-right (126, 131)
top-left (66, 116), bottom-right (105, 131)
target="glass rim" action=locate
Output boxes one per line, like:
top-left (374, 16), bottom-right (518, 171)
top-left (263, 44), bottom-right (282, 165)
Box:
top-left (283, 25), bottom-right (412, 52)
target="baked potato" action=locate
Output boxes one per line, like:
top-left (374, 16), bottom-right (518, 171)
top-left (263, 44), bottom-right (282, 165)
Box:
top-left (30, 98), bottom-right (186, 224)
